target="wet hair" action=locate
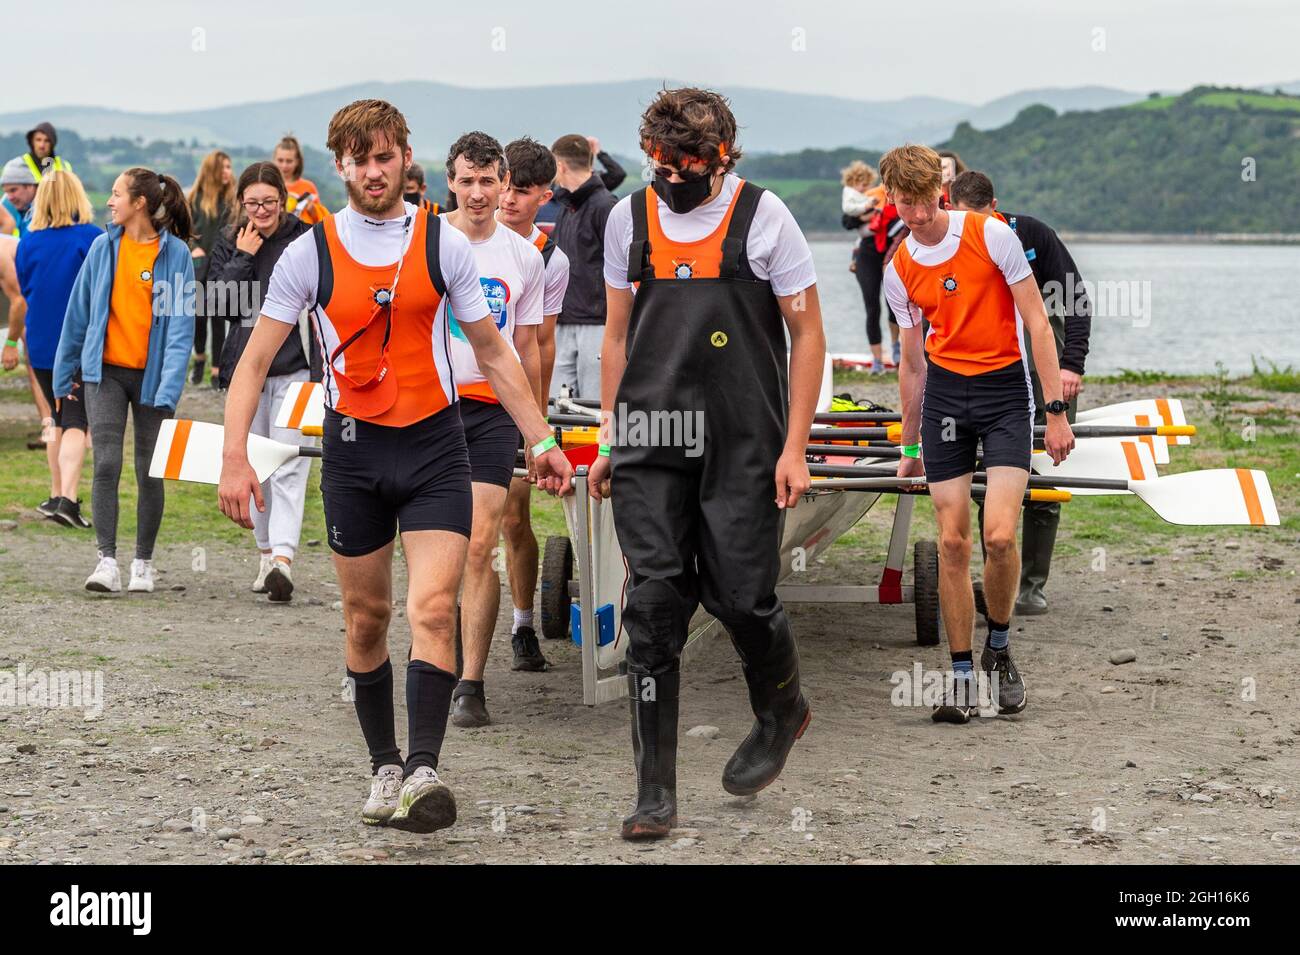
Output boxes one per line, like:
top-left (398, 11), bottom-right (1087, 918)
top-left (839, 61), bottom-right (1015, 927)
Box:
top-left (948, 170), bottom-right (996, 211)
top-left (638, 87), bottom-right (742, 173)
top-left (122, 167), bottom-right (193, 240)
top-left (504, 137), bottom-right (557, 190)
top-left (445, 131), bottom-right (506, 181)
top-left (325, 100), bottom-right (411, 168)
top-left (878, 145), bottom-right (943, 203)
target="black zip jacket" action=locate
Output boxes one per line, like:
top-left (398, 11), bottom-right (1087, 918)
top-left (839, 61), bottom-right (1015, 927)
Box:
top-left (1002, 211), bottom-right (1091, 376)
top-left (552, 174), bottom-right (617, 325)
top-left (207, 214), bottom-right (320, 388)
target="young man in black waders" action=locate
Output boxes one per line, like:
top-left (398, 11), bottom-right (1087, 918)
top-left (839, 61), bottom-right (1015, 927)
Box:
top-left (589, 87), bottom-right (826, 841)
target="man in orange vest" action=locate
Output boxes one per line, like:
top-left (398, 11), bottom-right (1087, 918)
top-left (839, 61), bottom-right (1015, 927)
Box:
top-left (882, 144), bottom-right (1074, 723)
top-left (218, 100), bottom-right (573, 836)
top-left (590, 87), bottom-right (825, 841)
top-left (497, 137), bottom-right (570, 673)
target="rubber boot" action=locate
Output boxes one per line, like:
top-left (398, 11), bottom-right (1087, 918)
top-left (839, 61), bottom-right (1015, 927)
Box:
top-left (722, 626), bottom-right (811, 796)
top-left (1015, 502), bottom-right (1060, 616)
top-left (621, 669), bottom-right (680, 840)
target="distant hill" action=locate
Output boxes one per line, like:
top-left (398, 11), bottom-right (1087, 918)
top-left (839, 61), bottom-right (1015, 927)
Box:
top-left (0, 80), bottom-right (1143, 156)
top-left (739, 86), bottom-right (1300, 234)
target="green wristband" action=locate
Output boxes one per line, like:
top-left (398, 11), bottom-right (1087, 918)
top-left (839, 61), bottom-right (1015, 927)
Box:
top-left (4, 339), bottom-right (17, 348)
top-left (901, 443), bottom-right (921, 459)
top-left (597, 444), bottom-right (611, 457)
top-left (531, 434), bottom-right (558, 457)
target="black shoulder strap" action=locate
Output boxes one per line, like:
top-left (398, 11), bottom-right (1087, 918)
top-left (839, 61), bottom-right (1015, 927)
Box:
top-left (719, 181), bottom-right (764, 281)
top-left (626, 188), bottom-right (653, 282)
top-left (539, 235), bottom-right (557, 266)
top-left (423, 208), bottom-right (447, 298)
top-left (311, 220), bottom-right (333, 311)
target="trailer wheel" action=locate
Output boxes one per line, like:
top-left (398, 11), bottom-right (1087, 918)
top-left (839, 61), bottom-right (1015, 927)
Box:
top-left (914, 539), bottom-right (941, 646)
top-left (540, 536), bottom-right (574, 640)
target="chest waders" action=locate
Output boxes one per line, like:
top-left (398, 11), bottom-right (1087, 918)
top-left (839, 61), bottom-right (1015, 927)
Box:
top-left (612, 181), bottom-right (812, 840)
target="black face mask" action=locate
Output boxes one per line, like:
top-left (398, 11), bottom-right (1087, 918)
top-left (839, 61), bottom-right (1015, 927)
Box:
top-left (651, 169), bottom-right (714, 215)
top-left (403, 191), bottom-right (423, 206)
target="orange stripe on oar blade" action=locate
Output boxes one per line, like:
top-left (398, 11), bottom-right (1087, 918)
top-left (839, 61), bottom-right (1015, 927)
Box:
top-left (164, 419), bottom-right (193, 480)
top-left (1121, 441), bottom-right (1145, 481)
top-left (1156, 398), bottom-right (1172, 426)
top-left (286, 384), bottom-right (314, 429)
top-left (1235, 468), bottom-right (1266, 526)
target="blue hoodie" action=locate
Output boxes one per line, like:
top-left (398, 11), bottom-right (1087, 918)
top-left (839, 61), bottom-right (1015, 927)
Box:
top-left (53, 223), bottom-right (195, 410)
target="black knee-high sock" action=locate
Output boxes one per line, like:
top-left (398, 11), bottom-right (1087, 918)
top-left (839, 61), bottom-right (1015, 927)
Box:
top-left (406, 659), bottom-right (457, 775)
top-left (348, 659), bottom-right (402, 774)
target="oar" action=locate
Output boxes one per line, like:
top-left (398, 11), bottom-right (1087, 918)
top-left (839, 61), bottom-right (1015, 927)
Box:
top-left (1079, 398), bottom-right (1190, 444)
top-left (149, 420), bottom-right (321, 485)
top-left (809, 475), bottom-right (1071, 505)
top-left (274, 380), bottom-right (326, 436)
top-left (808, 462), bottom-right (1277, 525)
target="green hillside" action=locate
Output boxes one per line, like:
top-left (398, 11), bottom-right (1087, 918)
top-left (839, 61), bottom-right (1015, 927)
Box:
top-left (737, 85), bottom-right (1300, 234)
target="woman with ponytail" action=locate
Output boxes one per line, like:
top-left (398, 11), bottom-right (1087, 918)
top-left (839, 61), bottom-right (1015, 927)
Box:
top-left (187, 150), bottom-right (235, 386)
top-left (53, 168), bottom-right (196, 594)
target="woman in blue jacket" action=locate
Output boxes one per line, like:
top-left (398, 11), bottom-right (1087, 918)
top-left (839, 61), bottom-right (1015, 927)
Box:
top-left (12, 170), bottom-right (102, 528)
top-left (54, 168), bottom-right (195, 595)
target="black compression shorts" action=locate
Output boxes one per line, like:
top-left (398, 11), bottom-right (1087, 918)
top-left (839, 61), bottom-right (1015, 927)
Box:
top-left (320, 405), bottom-right (472, 556)
top-left (33, 367), bottom-right (89, 432)
top-left (458, 397), bottom-right (520, 489)
top-left (920, 358), bottom-right (1034, 484)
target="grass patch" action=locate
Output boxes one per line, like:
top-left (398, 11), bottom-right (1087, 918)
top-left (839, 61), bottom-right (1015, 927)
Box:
top-left (1247, 357), bottom-right (1300, 393)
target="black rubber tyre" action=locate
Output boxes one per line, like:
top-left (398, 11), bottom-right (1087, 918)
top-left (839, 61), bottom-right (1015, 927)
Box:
top-left (914, 539), bottom-right (941, 646)
top-left (540, 536), bottom-right (574, 641)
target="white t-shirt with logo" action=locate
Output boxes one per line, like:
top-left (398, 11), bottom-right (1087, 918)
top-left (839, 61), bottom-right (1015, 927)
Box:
top-left (603, 173), bottom-right (817, 297)
top-left (527, 224), bottom-right (571, 316)
top-left (441, 216), bottom-right (545, 395)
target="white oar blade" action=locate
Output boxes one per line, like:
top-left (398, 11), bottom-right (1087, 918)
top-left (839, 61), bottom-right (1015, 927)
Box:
top-left (1079, 398), bottom-right (1189, 444)
top-left (148, 420), bottom-right (227, 484)
top-left (1032, 439), bottom-right (1157, 495)
top-left (273, 380), bottom-right (325, 432)
top-left (150, 420), bottom-right (302, 485)
top-left (1081, 415), bottom-right (1171, 464)
top-left (1132, 469), bottom-right (1280, 526)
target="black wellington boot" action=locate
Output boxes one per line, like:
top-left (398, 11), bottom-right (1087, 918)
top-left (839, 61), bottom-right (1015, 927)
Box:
top-left (621, 669), bottom-right (680, 841)
top-left (722, 629), bottom-right (811, 797)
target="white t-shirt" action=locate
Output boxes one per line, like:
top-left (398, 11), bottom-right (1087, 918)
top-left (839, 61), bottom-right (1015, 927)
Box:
top-left (442, 216), bottom-right (545, 391)
top-left (882, 211), bottom-right (1032, 328)
top-left (261, 202), bottom-right (489, 412)
top-left (603, 173), bottom-right (817, 297)
top-left (527, 224), bottom-right (571, 316)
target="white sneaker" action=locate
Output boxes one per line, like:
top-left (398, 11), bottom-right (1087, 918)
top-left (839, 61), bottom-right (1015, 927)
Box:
top-left (361, 764), bottom-right (405, 826)
top-left (127, 558), bottom-right (155, 593)
top-left (85, 554), bottom-right (121, 593)
top-left (386, 766), bottom-right (457, 834)
top-left (252, 553), bottom-right (275, 593)
top-left (264, 559), bottom-right (294, 603)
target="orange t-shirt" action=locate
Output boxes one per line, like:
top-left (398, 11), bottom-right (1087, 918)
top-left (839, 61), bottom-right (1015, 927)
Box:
top-left (103, 234), bottom-right (158, 369)
top-left (286, 178), bottom-right (330, 225)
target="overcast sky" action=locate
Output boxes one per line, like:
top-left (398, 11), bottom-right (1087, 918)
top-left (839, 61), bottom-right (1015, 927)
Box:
top-left (12, 0), bottom-right (1298, 111)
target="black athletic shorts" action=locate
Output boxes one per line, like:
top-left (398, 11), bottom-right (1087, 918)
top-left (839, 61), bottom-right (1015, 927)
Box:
top-left (458, 397), bottom-right (520, 489)
top-left (320, 405), bottom-right (473, 556)
top-left (33, 367), bottom-right (89, 432)
top-left (920, 358), bottom-right (1033, 484)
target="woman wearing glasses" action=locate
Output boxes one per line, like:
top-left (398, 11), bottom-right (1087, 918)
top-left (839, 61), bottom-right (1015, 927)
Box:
top-left (208, 161), bottom-right (319, 601)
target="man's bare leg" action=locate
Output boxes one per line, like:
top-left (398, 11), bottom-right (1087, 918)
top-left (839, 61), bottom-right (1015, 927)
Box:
top-left (927, 474), bottom-right (980, 720)
top-left (976, 466), bottom-right (1030, 715)
top-left (58, 428), bottom-right (88, 502)
top-left (502, 476), bottom-right (549, 670)
top-left (452, 482), bottom-right (508, 726)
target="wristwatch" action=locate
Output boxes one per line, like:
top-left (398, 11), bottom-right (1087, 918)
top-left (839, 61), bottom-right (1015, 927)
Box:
top-left (1044, 399), bottom-right (1069, 415)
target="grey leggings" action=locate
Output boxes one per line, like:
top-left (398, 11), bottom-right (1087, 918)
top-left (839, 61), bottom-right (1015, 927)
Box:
top-left (84, 364), bottom-right (173, 560)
